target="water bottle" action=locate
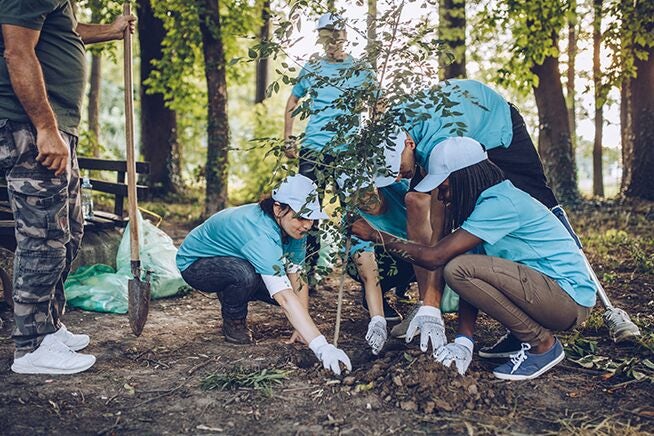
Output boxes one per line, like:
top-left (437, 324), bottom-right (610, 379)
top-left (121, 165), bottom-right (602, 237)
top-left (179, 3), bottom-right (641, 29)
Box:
top-left (81, 176), bottom-right (94, 220)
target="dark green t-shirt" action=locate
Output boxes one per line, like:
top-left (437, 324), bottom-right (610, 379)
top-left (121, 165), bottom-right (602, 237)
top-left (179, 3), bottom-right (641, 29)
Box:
top-left (0, 0), bottom-right (86, 135)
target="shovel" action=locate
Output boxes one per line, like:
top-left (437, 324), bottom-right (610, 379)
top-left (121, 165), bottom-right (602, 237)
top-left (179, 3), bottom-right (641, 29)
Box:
top-left (123, 1), bottom-right (151, 336)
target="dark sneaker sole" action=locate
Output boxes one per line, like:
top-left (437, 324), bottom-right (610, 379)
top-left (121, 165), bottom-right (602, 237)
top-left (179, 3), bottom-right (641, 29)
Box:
top-left (493, 350), bottom-right (565, 381)
top-left (224, 335), bottom-right (253, 345)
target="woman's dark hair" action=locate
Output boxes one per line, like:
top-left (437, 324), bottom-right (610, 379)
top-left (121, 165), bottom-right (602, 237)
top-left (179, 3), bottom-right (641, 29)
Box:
top-left (259, 196), bottom-right (291, 220)
top-left (446, 159), bottom-right (505, 233)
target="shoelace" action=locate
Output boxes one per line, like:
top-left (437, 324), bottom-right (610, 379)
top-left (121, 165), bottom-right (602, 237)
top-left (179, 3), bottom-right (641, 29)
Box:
top-left (489, 331), bottom-right (511, 349)
top-left (604, 308), bottom-right (630, 328)
top-left (509, 343), bottom-right (531, 374)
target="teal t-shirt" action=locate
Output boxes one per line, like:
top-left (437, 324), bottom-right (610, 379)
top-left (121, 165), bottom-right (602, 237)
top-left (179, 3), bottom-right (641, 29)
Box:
top-left (0, 0), bottom-right (86, 135)
top-left (176, 204), bottom-right (306, 276)
top-left (404, 79), bottom-right (513, 170)
top-left (292, 55), bottom-right (376, 152)
top-left (351, 179), bottom-right (409, 253)
top-left (460, 180), bottom-right (596, 307)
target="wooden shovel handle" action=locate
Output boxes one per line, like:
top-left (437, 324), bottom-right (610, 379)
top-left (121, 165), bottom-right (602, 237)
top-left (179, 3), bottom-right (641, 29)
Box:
top-left (123, 2), bottom-right (139, 264)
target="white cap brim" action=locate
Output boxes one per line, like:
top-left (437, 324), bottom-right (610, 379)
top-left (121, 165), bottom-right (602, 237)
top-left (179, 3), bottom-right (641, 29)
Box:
top-left (289, 201), bottom-right (328, 220)
top-left (413, 173), bottom-right (448, 193)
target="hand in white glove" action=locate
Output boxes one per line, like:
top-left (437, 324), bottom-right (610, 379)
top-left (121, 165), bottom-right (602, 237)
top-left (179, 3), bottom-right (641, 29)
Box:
top-left (434, 336), bottom-right (474, 375)
top-left (405, 305), bottom-right (446, 353)
top-left (309, 335), bottom-right (352, 376)
top-left (365, 315), bottom-right (387, 355)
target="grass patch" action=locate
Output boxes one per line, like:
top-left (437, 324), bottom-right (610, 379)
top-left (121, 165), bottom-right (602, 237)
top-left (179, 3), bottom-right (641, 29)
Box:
top-left (201, 367), bottom-right (290, 397)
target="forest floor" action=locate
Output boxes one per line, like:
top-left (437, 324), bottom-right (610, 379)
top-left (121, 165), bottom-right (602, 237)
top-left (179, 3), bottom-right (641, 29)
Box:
top-left (0, 199), bottom-right (653, 435)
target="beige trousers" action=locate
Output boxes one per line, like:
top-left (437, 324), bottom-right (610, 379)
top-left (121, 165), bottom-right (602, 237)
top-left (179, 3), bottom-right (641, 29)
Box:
top-left (443, 254), bottom-right (592, 344)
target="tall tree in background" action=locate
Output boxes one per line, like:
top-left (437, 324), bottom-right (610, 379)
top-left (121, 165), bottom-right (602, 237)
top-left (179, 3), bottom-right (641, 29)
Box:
top-left (254, 0), bottom-right (270, 104)
top-left (87, 1), bottom-right (102, 157)
top-left (566, 0), bottom-right (577, 149)
top-left (197, 0), bottom-right (230, 214)
top-left (618, 0), bottom-right (654, 200)
top-left (592, 0), bottom-right (604, 197)
top-left (138, 0), bottom-right (181, 196)
top-left (487, 0), bottom-right (579, 204)
top-left (438, 0), bottom-right (466, 80)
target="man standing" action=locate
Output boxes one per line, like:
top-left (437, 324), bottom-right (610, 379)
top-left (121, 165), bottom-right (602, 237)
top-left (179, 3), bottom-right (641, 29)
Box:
top-left (283, 12), bottom-right (376, 283)
top-left (0, 0), bottom-right (134, 374)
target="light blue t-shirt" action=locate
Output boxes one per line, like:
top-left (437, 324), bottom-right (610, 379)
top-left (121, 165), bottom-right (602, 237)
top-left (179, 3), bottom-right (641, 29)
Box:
top-left (404, 79), bottom-right (513, 170)
top-left (351, 179), bottom-right (409, 253)
top-left (176, 204), bottom-right (306, 276)
top-left (292, 55), bottom-right (376, 152)
top-left (460, 181), bottom-right (596, 307)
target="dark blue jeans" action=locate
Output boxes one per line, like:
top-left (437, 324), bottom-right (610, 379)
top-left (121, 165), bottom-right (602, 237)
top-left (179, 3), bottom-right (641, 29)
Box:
top-left (181, 256), bottom-right (277, 320)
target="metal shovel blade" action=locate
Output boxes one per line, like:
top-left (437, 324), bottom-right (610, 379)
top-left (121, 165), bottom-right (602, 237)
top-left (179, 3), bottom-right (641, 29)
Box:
top-left (128, 275), bottom-right (151, 336)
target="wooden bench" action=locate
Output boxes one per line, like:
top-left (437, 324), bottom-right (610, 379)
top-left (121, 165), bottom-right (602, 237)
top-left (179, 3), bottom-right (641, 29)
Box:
top-left (0, 158), bottom-right (150, 304)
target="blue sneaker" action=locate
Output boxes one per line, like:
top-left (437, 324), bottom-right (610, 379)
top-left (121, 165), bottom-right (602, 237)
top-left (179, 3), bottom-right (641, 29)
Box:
top-left (493, 338), bottom-right (565, 381)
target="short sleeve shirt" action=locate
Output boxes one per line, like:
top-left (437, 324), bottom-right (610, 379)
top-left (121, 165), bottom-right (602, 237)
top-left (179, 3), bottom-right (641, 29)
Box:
top-left (460, 181), bottom-right (596, 307)
top-left (408, 79), bottom-right (513, 170)
top-left (351, 179), bottom-right (410, 253)
top-left (176, 204), bottom-right (306, 296)
top-left (0, 0), bottom-right (86, 135)
top-left (292, 55), bottom-right (377, 152)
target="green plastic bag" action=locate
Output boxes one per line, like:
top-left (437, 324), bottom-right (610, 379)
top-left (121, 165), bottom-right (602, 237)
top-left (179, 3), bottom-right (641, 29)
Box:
top-left (65, 213), bottom-right (188, 313)
top-left (441, 285), bottom-right (459, 313)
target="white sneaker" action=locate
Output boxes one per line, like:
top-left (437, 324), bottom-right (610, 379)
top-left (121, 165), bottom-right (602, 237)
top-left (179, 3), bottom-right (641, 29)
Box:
top-left (50, 324), bottom-right (90, 351)
top-left (604, 308), bottom-right (641, 343)
top-left (11, 335), bottom-right (96, 375)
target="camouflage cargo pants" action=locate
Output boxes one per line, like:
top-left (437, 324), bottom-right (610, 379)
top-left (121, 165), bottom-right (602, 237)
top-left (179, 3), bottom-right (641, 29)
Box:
top-left (0, 119), bottom-right (83, 357)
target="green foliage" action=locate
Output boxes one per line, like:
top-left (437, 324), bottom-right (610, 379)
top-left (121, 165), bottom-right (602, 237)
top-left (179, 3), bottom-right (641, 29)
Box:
top-left (201, 367), bottom-right (290, 397)
top-left (603, 0), bottom-right (654, 89)
top-left (585, 229), bottom-right (654, 274)
top-left (476, 0), bottom-right (571, 92)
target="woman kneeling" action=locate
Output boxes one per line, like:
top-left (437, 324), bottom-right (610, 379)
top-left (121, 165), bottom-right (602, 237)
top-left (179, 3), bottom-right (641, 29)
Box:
top-left (177, 175), bottom-right (351, 375)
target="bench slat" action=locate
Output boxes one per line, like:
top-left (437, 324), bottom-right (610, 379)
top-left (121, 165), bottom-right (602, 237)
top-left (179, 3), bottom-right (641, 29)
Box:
top-left (78, 157), bottom-right (150, 173)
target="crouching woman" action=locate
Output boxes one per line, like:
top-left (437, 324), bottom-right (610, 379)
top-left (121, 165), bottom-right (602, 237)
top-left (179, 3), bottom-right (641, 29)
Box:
top-left (177, 175), bottom-right (351, 375)
top-left (352, 137), bottom-right (596, 380)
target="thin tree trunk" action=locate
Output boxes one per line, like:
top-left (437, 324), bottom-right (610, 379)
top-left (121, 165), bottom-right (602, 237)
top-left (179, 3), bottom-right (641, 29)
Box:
top-left (198, 0), bottom-right (229, 214)
top-left (592, 0), bottom-right (604, 197)
top-left (88, 54), bottom-right (101, 157)
top-left (531, 51), bottom-right (579, 204)
top-left (138, 0), bottom-right (180, 196)
top-left (254, 0), bottom-right (270, 104)
top-left (367, 0), bottom-right (378, 70)
top-left (621, 40), bottom-right (654, 199)
top-left (566, 0), bottom-right (577, 149)
top-left (438, 0), bottom-right (466, 80)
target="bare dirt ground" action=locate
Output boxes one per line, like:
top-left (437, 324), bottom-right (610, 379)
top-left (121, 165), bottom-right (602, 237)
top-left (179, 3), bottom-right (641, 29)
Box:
top-left (1, 200), bottom-right (653, 435)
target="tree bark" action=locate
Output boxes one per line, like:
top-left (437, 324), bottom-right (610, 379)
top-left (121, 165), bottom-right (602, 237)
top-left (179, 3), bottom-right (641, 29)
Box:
top-left (367, 0), bottom-right (378, 70)
top-left (438, 0), bottom-right (466, 80)
top-left (138, 0), bottom-right (181, 197)
top-left (531, 52), bottom-right (579, 204)
top-left (621, 43), bottom-right (654, 200)
top-left (88, 54), bottom-right (101, 157)
top-left (254, 0), bottom-right (270, 104)
top-left (198, 0), bottom-right (229, 215)
top-left (566, 1), bottom-right (577, 149)
top-left (592, 0), bottom-right (604, 197)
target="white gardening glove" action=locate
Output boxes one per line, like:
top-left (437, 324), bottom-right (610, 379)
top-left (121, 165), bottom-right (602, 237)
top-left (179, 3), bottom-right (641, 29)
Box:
top-left (365, 315), bottom-right (387, 355)
top-left (309, 335), bottom-right (352, 376)
top-left (405, 305), bottom-right (446, 353)
top-left (434, 336), bottom-right (474, 375)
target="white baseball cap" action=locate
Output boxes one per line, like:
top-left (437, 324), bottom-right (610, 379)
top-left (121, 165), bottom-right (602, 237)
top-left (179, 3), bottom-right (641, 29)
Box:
top-left (414, 137), bottom-right (488, 193)
top-left (316, 13), bottom-right (345, 30)
top-left (272, 174), bottom-right (328, 220)
top-left (374, 130), bottom-right (406, 188)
